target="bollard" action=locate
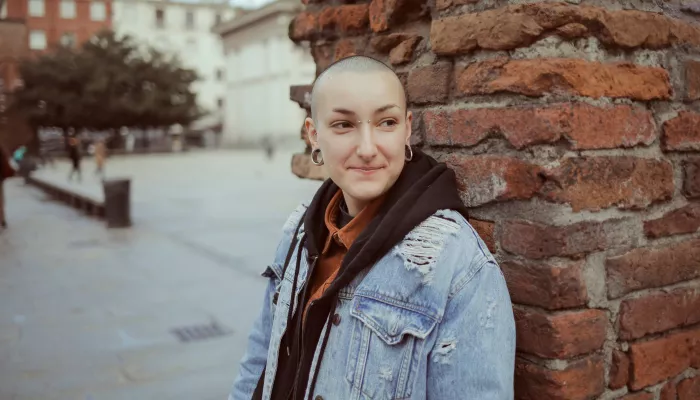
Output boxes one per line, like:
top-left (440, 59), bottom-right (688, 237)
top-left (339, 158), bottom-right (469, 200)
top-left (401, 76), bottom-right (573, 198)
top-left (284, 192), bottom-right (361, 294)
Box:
top-left (102, 178), bottom-right (131, 228)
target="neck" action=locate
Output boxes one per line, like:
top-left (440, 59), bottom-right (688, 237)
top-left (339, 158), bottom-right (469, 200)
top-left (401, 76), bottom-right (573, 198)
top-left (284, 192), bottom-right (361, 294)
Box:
top-left (342, 193), bottom-right (369, 217)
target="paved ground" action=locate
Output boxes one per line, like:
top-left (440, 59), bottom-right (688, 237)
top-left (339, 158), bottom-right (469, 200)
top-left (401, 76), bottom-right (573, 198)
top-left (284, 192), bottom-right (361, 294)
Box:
top-left (0, 150), bottom-right (321, 400)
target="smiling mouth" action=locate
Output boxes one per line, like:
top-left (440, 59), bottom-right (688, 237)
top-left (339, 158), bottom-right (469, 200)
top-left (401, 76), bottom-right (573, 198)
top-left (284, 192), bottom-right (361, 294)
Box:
top-left (349, 166), bottom-right (384, 173)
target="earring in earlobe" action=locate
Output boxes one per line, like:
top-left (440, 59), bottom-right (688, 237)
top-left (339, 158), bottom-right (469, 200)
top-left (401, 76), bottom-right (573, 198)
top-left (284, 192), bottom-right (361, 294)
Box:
top-left (405, 144), bottom-right (413, 162)
top-left (311, 148), bottom-right (324, 166)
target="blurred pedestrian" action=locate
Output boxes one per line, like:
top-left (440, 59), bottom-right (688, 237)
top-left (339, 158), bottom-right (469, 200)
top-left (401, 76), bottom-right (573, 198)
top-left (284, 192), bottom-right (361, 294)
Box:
top-left (94, 139), bottom-right (107, 179)
top-left (262, 136), bottom-right (275, 160)
top-left (0, 144), bottom-right (16, 229)
top-left (67, 136), bottom-right (82, 182)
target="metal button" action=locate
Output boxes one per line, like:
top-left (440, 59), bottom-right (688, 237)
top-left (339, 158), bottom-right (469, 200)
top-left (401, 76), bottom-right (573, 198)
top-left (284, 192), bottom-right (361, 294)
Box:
top-left (315, 396), bottom-right (324, 400)
top-left (332, 313), bottom-right (341, 326)
top-left (272, 292), bottom-right (278, 305)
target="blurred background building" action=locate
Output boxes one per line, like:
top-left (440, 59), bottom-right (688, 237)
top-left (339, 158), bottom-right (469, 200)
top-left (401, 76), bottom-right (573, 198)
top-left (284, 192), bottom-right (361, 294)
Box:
top-left (0, 17), bottom-right (32, 150)
top-left (214, 0), bottom-right (314, 148)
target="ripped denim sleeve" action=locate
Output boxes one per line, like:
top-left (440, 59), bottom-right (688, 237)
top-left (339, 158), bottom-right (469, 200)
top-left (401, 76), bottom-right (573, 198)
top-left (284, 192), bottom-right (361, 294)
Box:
top-left (426, 260), bottom-right (516, 400)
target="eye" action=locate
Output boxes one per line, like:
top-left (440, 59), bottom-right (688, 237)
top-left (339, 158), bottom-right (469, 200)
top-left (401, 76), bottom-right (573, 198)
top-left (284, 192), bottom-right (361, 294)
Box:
top-left (331, 121), bottom-right (353, 130)
top-left (379, 119), bottom-right (398, 128)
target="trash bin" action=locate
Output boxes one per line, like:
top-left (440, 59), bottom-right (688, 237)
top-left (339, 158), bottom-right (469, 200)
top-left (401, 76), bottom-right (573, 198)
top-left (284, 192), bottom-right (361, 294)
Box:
top-left (103, 178), bottom-right (131, 228)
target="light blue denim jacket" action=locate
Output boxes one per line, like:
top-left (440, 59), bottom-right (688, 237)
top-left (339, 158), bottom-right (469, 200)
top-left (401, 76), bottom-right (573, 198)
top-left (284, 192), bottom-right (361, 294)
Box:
top-left (229, 205), bottom-right (516, 400)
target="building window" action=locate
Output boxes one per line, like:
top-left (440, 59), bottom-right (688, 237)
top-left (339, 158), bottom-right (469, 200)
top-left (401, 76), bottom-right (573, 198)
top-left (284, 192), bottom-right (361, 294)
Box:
top-left (28, 0), bottom-right (45, 17)
top-left (90, 1), bottom-right (106, 21)
top-left (60, 0), bottom-right (76, 18)
top-left (155, 9), bottom-right (165, 28)
top-left (60, 32), bottom-right (77, 47)
top-left (185, 10), bottom-right (195, 29)
top-left (216, 69), bottom-right (224, 81)
top-left (217, 98), bottom-right (223, 109)
top-left (29, 30), bottom-right (47, 50)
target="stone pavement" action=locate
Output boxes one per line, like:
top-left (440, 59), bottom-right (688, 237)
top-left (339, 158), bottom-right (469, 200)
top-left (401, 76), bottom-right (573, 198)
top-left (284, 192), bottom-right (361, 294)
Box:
top-left (0, 150), bottom-right (321, 400)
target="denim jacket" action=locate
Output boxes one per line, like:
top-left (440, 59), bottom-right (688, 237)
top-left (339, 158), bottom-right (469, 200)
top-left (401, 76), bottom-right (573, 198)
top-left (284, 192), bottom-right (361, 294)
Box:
top-left (230, 205), bottom-right (516, 400)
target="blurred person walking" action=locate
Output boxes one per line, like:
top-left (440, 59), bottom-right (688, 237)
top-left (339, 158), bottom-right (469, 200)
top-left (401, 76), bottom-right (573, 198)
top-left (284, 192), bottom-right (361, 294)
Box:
top-left (0, 144), bottom-right (16, 229)
top-left (94, 139), bottom-right (107, 179)
top-left (67, 136), bottom-right (82, 182)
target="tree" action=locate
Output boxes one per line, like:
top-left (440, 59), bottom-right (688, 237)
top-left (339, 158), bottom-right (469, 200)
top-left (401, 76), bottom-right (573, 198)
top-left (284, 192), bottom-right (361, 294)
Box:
top-left (12, 30), bottom-right (203, 136)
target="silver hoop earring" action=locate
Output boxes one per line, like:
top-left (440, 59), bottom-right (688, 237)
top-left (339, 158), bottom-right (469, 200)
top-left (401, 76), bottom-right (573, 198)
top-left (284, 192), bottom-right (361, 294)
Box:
top-left (311, 148), bottom-right (324, 166)
top-left (405, 144), bottom-right (413, 162)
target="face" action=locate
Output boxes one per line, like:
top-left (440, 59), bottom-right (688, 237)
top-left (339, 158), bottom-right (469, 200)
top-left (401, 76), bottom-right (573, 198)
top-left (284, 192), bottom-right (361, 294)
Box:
top-left (305, 70), bottom-right (412, 215)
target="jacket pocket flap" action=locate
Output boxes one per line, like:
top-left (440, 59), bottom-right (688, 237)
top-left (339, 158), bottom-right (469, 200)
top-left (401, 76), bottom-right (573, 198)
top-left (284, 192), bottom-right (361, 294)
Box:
top-left (351, 295), bottom-right (438, 346)
top-left (261, 263), bottom-right (283, 280)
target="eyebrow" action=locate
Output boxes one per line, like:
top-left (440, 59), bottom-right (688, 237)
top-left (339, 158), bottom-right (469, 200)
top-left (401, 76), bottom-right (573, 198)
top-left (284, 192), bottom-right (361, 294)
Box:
top-left (331, 104), bottom-right (400, 116)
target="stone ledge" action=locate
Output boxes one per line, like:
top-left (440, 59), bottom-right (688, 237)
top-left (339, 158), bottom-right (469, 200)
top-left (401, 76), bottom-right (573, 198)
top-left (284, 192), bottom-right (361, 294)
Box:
top-left (291, 152), bottom-right (327, 181)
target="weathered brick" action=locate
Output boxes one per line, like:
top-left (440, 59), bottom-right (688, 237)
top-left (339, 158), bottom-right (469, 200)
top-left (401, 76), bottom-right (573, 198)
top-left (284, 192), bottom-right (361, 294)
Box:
top-left (500, 259), bottom-right (587, 310)
top-left (556, 23), bottom-right (588, 39)
top-left (629, 326), bottom-right (700, 390)
top-left (369, 0), bottom-right (426, 33)
top-left (430, 3), bottom-right (700, 55)
top-left (446, 156), bottom-right (542, 208)
top-left (609, 350), bottom-right (630, 389)
top-left (334, 38), bottom-right (357, 60)
top-left (645, 203), bottom-right (700, 238)
top-left (619, 393), bottom-right (654, 400)
top-left (319, 5), bottom-right (370, 37)
top-left (606, 238), bottom-right (700, 298)
top-left (515, 356), bottom-right (605, 400)
top-left (663, 112), bottom-right (700, 151)
top-left (686, 60), bottom-right (700, 101)
top-left (456, 58), bottom-right (671, 101)
top-left (686, 159), bottom-right (700, 199)
top-left (435, 0), bottom-right (476, 11)
top-left (423, 110), bottom-right (450, 145)
top-left (514, 308), bottom-right (607, 358)
top-left (502, 219), bottom-right (635, 260)
top-left (468, 218), bottom-right (495, 253)
top-left (619, 287), bottom-right (700, 340)
top-left (406, 62), bottom-right (451, 104)
top-left (369, 32), bottom-right (412, 52)
top-left (678, 376), bottom-right (700, 400)
top-left (446, 103), bottom-right (657, 150)
top-left (661, 380), bottom-right (678, 400)
top-left (389, 36), bottom-right (421, 65)
top-left (541, 157), bottom-right (674, 212)
top-left (312, 43), bottom-right (334, 76)
top-left (289, 85), bottom-right (312, 110)
top-left (289, 11), bottom-right (318, 42)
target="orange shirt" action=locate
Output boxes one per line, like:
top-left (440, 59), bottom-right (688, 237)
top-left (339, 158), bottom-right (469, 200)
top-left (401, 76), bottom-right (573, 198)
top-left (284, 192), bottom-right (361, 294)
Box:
top-left (304, 190), bottom-right (385, 313)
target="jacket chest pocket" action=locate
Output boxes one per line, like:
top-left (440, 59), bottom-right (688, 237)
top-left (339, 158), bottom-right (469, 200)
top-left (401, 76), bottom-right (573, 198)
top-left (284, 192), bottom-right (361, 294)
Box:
top-left (345, 295), bottom-right (438, 400)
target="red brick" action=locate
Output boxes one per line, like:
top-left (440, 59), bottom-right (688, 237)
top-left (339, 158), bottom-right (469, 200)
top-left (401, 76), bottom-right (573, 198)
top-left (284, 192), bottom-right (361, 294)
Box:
top-left (609, 350), bottom-right (630, 389)
top-left (407, 62), bottom-right (451, 104)
top-left (515, 356), bottom-right (605, 400)
top-left (678, 376), bottom-right (700, 400)
top-left (663, 112), bottom-right (700, 151)
top-left (502, 219), bottom-right (635, 260)
top-left (312, 43), bottom-right (334, 76)
top-left (686, 60), bottom-right (700, 101)
top-left (318, 5), bottom-right (370, 37)
top-left (661, 380), bottom-right (678, 400)
top-left (369, 0), bottom-right (427, 33)
top-left (606, 238), bottom-right (700, 298)
top-left (370, 33), bottom-right (413, 53)
top-left (430, 3), bottom-right (700, 55)
top-left (685, 159), bottom-right (700, 199)
top-left (445, 156), bottom-right (542, 207)
top-left (541, 157), bottom-right (674, 212)
top-left (629, 326), bottom-right (700, 390)
top-left (435, 0), bottom-right (477, 11)
top-left (556, 23), bottom-right (589, 39)
top-left (619, 287), bottom-right (700, 340)
top-left (456, 58), bottom-right (671, 101)
top-left (500, 260), bottom-right (587, 310)
top-left (289, 12), bottom-right (318, 42)
top-left (468, 218), bottom-right (495, 253)
top-left (619, 393), bottom-right (654, 400)
top-left (645, 203), bottom-right (700, 238)
top-left (514, 308), bottom-right (607, 358)
top-left (334, 39), bottom-right (357, 60)
top-left (389, 36), bottom-right (421, 65)
top-left (423, 110), bottom-right (450, 146)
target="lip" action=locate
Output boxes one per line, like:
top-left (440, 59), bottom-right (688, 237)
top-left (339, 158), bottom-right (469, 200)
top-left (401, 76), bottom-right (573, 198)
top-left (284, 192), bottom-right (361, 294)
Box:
top-left (348, 166), bottom-right (384, 175)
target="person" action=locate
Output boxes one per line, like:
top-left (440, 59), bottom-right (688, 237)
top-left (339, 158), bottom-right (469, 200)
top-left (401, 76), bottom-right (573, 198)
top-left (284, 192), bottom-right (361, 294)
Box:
top-left (0, 144), bottom-right (15, 229)
top-left (229, 56), bottom-right (515, 400)
top-left (67, 136), bottom-right (82, 182)
top-left (262, 136), bottom-right (275, 161)
top-left (94, 139), bottom-right (107, 179)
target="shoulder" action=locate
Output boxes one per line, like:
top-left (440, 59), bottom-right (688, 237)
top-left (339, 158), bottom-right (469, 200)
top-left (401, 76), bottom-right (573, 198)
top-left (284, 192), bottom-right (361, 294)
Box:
top-left (397, 209), bottom-right (498, 297)
top-left (281, 202), bottom-right (308, 236)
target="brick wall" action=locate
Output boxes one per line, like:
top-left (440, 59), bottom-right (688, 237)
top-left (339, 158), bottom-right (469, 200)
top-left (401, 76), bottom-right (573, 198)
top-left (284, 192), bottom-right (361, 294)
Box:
top-left (288, 0), bottom-right (700, 398)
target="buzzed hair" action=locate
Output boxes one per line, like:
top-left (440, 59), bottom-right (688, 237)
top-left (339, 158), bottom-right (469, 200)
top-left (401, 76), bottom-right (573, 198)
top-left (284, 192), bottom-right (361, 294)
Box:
top-left (310, 55), bottom-right (407, 121)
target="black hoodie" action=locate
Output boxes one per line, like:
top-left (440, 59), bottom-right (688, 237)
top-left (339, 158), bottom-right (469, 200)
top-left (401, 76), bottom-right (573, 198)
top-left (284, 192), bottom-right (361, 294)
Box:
top-left (254, 149), bottom-right (469, 400)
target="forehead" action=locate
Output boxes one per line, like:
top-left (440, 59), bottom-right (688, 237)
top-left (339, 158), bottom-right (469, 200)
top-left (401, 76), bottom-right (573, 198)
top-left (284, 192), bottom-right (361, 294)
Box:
top-left (315, 70), bottom-right (405, 115)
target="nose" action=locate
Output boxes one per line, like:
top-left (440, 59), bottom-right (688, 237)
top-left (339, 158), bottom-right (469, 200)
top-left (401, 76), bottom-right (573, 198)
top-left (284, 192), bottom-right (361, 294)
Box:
top-left (356, 123), bottom-right (378, 160)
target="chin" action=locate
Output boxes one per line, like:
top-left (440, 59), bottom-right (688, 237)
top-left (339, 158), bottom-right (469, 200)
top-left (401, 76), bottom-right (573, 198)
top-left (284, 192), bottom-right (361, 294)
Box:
top-left (343, 181), bottom-right (388, 203)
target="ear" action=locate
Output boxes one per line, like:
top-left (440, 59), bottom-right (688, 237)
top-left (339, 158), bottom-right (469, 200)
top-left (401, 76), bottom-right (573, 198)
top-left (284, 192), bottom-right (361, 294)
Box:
top-left (405, 110), bottom-right (413, 144)
top-left (305, 117), bottom-right (319, 148)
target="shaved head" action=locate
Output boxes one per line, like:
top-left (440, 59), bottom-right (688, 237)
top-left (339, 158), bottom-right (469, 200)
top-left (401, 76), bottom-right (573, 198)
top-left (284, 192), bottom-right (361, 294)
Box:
top-left (310, 55), bottom-right (407, 121)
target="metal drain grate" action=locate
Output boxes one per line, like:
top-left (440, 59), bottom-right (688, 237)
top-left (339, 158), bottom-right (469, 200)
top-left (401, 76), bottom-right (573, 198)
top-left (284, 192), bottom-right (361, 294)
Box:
top-left (170, 321), bottom-right (232, 343)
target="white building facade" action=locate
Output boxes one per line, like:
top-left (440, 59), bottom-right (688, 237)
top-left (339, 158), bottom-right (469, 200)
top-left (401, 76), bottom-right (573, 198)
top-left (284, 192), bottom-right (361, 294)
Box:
top-left (112, 0), bottom-right (236, 131)
top-left (215, 0), bottom-right (315, 147)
